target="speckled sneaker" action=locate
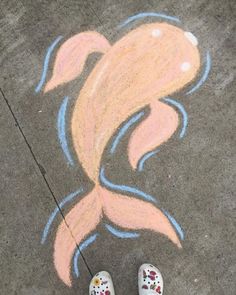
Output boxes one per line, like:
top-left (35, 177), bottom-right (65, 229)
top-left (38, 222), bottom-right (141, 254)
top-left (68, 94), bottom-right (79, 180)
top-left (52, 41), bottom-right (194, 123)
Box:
top-left (89, 271), bottom-right (115, 295)
top-left (138, 264), bottom-right (164, 295)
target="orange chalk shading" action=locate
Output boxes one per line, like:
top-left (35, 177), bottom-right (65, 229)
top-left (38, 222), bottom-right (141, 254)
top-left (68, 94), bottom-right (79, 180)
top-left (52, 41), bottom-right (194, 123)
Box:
top-left (71, 23), bottom-right (200, 181)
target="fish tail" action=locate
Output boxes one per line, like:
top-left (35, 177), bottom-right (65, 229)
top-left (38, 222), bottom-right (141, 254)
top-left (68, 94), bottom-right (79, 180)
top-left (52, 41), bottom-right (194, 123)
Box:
top-left (54, 181), bottom-right (181, 286)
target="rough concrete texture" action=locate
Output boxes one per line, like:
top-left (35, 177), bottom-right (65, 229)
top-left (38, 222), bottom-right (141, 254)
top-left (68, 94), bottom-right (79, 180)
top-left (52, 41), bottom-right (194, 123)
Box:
top-left (0, 0), bottom-right (235, 294)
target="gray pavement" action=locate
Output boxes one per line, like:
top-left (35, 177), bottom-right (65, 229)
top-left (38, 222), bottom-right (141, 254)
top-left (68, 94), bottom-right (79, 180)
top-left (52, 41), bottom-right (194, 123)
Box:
top-left (0, 1), bottom-right (235, 294)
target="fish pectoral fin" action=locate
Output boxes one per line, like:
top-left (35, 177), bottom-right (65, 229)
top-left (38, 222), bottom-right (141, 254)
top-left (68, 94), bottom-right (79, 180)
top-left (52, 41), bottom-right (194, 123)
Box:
top-left (128, 100), bottom-right (179, 170)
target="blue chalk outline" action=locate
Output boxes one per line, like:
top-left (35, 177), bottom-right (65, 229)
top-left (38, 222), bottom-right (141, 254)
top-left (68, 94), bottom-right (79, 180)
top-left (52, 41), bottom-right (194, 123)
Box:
top-left (35, 36), bottom-right (63, 93)
top-left (110, 111), bottom-right (145, 154)
top-left (57, 96), bottom-right (75, 166)
top-left (118, 12), bottom-right (181, 29)
top-left (73, 234), bottom-right (98, 277)
top-left (105, 224), bottom-right (140, 239)
top-left (99, 166), bottom-right (158, 204)
top-left (186, 51), bottom-right (211, 95)
top-left (137, 149), bottom-right (160, 171)
top-left (163, 97), bottom-right (188, 138)
top-left (41, 188), bottom-right (84, 244)
top-left (163, 210), bottom-right (185, 240)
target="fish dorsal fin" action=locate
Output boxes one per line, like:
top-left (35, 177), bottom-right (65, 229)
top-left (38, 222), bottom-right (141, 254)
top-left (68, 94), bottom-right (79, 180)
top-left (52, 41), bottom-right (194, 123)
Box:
top-left (44, 31), bottom-right (111, 92)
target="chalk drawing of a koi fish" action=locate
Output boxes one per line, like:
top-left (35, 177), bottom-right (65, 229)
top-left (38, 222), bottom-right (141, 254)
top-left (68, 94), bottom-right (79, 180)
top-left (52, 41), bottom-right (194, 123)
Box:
top-left (38, 19), bottom-right (211, 286)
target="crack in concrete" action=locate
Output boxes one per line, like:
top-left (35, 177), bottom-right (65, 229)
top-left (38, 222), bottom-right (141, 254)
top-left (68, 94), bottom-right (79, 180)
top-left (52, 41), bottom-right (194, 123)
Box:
top-left (0, 87), bottom-right (93, 279)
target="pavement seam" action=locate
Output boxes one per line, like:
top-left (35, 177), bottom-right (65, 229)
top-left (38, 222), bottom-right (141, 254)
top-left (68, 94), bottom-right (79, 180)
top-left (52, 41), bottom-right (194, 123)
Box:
top-left (0, 87), bottom-right (93, 279)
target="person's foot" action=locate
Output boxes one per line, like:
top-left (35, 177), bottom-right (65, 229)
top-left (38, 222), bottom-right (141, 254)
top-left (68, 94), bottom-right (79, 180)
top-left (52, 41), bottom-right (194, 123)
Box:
top-left (138, 263), bottom-right (164, 294)
top-left (89, 271), bottom-right (115, 295)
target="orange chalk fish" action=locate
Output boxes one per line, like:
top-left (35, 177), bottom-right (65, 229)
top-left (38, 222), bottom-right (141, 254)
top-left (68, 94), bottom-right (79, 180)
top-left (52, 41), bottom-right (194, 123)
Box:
top-left (44, 22), bottom-right (200, 286)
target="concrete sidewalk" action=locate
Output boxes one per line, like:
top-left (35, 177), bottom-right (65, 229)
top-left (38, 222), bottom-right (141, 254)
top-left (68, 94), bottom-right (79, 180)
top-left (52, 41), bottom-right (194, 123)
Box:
top-left (0, 1), bottom-right (235, 294)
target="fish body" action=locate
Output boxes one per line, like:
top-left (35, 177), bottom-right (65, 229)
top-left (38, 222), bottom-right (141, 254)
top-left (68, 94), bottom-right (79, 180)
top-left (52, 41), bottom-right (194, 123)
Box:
top-left (71, 23), bottom-right (200, 181)
top-left (44, 22), bottom-right (200, 286)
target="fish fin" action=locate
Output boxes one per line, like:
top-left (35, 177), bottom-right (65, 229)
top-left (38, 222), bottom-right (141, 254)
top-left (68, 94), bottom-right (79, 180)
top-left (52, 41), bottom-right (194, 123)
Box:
top-left (44, 31), bottom-right (111, 92)
top-left (99, 186), bottom-right (181, 248)
top-left (53, 188), bottom-right (102, 286)
top-left (128, 100), bottom-right (179, 169)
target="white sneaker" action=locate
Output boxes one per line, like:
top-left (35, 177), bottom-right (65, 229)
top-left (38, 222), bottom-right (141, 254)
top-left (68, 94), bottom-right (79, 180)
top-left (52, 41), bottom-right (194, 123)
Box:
top-left (138, 264), bottom-right (164, 295)
top-left (89, 271), bottom-right (115, 295)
